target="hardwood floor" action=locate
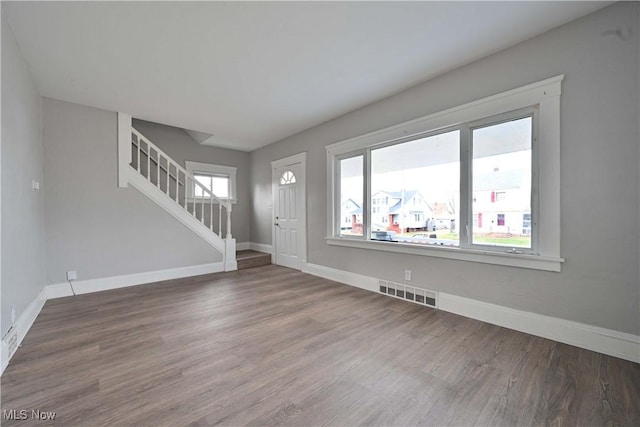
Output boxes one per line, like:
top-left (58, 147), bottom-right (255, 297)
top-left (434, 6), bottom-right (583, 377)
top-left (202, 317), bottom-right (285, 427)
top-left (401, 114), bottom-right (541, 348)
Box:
top-left (1, 265), bottom-right (639, 426)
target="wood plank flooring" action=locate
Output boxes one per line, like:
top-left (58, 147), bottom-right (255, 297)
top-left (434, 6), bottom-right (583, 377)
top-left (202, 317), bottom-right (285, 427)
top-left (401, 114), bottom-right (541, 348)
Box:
top-left (1, 265), bottom-right (639, 426)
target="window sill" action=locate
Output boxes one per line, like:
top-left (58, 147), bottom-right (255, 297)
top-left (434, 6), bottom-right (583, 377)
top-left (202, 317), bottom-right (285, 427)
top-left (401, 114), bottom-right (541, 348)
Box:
top-left (325, 237), bottom-right (564, 272)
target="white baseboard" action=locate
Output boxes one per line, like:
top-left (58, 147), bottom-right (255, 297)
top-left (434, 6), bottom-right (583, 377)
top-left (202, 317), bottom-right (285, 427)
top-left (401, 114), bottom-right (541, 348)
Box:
top-left (5, 260), bottom-right (636, 380)
top-left (2, 262), bottom-right (228, 375)
top-left (1, 288), bottom-right (47, 375)
top-left (302, 263), bottom-right (378, 293)
top-left (250, 242), bottom-right (273, 254)
top-left (237, 242), bottom-right (272, 254)
top-left (301, 262), bottom-right (640, 363)
top-left (46, 262), bottom-right (225, 299)
top-left (236, 242), bottom-right (251, 251)
top-left (438, 293), bottom-right (640, 364)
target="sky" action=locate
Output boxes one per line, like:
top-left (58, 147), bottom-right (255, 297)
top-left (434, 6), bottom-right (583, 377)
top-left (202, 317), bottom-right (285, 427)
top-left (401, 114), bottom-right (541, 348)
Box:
top-left (340, 117), bottom-right (532, 208)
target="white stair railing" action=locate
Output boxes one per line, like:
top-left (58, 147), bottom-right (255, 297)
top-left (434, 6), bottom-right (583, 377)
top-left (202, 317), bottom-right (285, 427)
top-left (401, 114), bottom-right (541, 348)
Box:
top-left (117, 113), bottom-right (236, 271)
top-left (129, 128), bottom-right (233, 241)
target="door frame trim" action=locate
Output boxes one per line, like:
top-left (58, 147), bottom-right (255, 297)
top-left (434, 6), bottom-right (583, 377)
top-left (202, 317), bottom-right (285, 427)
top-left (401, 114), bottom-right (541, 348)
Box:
top-left (271, 152), bottom-right (307, 268)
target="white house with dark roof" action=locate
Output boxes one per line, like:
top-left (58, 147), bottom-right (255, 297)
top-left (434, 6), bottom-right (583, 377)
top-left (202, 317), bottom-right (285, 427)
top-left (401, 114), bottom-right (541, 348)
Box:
top-left (340, 198), bottom-right (360, 231)
top-left (371, 190), bottom-right (431, 232)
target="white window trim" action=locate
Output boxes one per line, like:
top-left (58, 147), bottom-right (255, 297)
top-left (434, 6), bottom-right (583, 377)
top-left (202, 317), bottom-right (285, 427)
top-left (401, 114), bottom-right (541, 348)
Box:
top-left (466, 107), bottom-right (538, 254)
top-left (185, 161), bottom-right (237, 204)
top-left (326, 75), bottom-right (564, 272)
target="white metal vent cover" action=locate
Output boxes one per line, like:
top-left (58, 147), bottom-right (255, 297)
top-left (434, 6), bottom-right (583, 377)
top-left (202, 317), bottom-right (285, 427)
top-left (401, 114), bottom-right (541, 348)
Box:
top-left (379, 280), bottom-right (438, 308)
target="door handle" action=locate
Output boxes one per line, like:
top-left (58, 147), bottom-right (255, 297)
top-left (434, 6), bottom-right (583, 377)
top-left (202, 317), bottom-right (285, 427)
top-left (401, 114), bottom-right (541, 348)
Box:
top-left (274, 222), bottom-right (279, 227)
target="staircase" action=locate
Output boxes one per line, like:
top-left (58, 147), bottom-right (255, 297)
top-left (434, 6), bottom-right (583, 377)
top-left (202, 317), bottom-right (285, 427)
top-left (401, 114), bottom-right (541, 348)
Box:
top-left (236, 250), bottom-right (271, 270)
top-left (117, 113), bottom-right (236, 271)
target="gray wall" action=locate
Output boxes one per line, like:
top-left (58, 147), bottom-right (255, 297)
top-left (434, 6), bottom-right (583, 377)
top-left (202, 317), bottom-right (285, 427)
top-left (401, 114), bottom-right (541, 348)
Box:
top-left (44, 99), bottom-right (223, 285)
top-left (251, 2), bottom-right (640, 335)
top-left (1, 13), bottom-right (46, 336)
top-left (132, 119), bottom-right (251, 243)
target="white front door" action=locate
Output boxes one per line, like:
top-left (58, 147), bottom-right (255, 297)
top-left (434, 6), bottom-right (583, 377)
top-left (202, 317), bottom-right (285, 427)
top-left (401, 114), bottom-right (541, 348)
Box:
top-left (272, 154), bottom-right (306, 269)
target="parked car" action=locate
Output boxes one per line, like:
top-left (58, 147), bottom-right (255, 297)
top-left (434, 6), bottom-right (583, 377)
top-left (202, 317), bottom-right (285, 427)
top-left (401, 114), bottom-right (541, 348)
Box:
top-left (427, 219), bottom-right (452, 231)
top-left (371, 230), bottom-right (397, 241)
top-left (413, 233), bottom-right (437, 239)
top-left (402, 233), bottom-right (457, 247)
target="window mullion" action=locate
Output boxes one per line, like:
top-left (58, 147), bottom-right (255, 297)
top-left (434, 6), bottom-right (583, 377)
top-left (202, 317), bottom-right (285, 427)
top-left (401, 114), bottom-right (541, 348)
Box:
top-left (334, 157), bottom-right (341, 237)
top-left (531, 110), bottom-right (540, 254)
top-left (364, 149), bottom-right (372, 241)
top-left (459, 125), bottom-right (471, 249)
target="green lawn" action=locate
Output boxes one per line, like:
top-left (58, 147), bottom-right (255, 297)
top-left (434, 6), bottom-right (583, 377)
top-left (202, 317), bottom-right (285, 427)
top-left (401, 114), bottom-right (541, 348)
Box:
top-left (472, 235), bottom-right (531, 247)
top-left (354, 229), bottom-right (531, 248)
top-left (400, 231), bottom-right (531, 247)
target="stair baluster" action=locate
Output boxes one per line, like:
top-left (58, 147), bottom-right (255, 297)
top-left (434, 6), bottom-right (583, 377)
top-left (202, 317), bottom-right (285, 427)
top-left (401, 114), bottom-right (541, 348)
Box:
top-left (127, 127), bottom-right (234, 267)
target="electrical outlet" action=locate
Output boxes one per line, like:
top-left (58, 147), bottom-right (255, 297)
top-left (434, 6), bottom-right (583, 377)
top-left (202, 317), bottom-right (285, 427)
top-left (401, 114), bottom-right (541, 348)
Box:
top-left (10, 306), bottom-right (16, 325)
top-left (67, 270), bottom-right (77, 281)
top-left (32, 180), bottom-right (40, 190)
top-left (404, 269), bottom-right (412, 281)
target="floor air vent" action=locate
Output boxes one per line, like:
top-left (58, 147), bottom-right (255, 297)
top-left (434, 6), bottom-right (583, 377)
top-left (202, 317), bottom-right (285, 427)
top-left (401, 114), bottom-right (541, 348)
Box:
top-left (379, 280), bottom-right (437, 308)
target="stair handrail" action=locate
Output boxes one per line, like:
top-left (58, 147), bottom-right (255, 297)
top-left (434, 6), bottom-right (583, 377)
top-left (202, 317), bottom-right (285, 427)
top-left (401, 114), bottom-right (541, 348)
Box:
top-left (130, 127), bottom-right (233, 239)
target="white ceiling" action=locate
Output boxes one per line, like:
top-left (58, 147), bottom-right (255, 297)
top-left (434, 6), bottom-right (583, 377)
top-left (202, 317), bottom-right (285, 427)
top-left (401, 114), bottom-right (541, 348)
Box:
top-left (4, 1), bottom-right (609, 151)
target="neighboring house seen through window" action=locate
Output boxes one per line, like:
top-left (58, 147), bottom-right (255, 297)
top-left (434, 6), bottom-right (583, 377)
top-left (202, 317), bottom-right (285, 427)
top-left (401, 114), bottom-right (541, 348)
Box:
top-left (327, 76), bottom-right (564, 272)
top-left (337, 112), bottom-right (531, 249)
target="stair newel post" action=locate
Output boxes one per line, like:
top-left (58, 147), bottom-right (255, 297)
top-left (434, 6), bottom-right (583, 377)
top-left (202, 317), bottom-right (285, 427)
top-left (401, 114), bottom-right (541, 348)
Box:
top-left (226, 202), bottom-right (232, 239)
top-left (223, 202), bottom-right (236, 272)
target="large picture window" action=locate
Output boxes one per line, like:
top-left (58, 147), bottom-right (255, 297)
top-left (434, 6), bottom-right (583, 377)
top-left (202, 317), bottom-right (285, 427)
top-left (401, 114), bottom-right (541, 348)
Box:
top-left (327, 76), bottom-right (564, 271)
top-left (371, 129), bottom-right (460, 245)
top-left (335, 113), bottom-right (530, 250)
